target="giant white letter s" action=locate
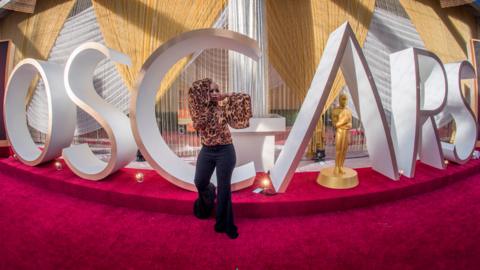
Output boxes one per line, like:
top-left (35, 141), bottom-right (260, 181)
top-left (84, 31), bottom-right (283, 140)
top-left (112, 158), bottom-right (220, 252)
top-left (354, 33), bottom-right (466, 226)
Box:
top-left (62, 42), bottom-right (137, 180)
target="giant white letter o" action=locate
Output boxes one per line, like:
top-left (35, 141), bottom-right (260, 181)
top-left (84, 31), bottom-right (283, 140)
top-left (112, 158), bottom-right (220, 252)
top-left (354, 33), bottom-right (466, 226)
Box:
top-left (4, 59), bottom-right (76, 165)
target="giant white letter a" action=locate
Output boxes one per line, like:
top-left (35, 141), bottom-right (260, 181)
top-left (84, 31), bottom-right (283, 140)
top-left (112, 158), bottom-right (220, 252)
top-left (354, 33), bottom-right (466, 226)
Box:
top-left (270, 22), bottom-right (399, 192)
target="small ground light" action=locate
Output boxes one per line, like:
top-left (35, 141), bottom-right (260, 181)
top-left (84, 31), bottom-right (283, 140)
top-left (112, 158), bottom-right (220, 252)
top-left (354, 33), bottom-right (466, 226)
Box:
top-left (54, 161), bottom-right (63, 170)
top-left (261, 177), bottom-right (276, 196)
top-left (444, 160), bottom-right (449, 165)
top-left (262, 179), bottom-right (270, 189)
top-left (135, 172), bottom-right (144, 183)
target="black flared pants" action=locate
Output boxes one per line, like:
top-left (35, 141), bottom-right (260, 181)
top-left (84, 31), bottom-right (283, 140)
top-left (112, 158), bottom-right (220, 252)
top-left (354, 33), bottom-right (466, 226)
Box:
top-left (194, 143), bottom-right (237, 233)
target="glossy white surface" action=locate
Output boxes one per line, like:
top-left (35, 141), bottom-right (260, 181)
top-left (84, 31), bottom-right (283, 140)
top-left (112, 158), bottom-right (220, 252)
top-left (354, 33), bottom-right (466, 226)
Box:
top-left (4, 59), bottom-right (76, 166)
top-left (231, 117), bottom-right (286, 172)
top-left (437, 62), bottom-right (477, 164)
top-left (62, 42), bottom-right (137, 180)
top-left (391, 48), bottom-right (447, 177)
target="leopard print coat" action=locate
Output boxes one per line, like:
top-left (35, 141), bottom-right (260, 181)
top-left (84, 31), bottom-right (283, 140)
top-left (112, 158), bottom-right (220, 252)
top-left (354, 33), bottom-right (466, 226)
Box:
top-left (188, 78), bottom-right (252, 146)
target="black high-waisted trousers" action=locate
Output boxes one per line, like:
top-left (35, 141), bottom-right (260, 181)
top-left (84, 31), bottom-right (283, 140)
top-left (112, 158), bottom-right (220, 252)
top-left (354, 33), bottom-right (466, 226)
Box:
top-left (193, 143), bottom-right (237, 234)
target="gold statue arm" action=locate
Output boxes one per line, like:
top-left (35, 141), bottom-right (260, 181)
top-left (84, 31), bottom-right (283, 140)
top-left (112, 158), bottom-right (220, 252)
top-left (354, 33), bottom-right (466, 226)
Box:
top-left (335, 110), bottom-right (352, 130)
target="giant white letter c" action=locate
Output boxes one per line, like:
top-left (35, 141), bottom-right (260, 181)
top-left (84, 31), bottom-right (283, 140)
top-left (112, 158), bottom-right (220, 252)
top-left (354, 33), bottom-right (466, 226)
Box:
top-left (130, 29), bottom-right (260, 192)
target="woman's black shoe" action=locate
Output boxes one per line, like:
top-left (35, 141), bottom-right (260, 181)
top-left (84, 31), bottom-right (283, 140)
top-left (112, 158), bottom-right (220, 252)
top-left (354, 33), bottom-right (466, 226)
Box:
top-left (193, 184), bottom-right (216, 219)
top-left (226, 230), bottom-right (239, 239)
top-left (214, 223), bottom-right (238, 239)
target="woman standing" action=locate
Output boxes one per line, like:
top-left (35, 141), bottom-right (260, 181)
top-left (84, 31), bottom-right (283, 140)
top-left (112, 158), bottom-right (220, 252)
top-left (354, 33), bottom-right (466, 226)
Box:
top-left (187, 78), bottom-right (252, 239)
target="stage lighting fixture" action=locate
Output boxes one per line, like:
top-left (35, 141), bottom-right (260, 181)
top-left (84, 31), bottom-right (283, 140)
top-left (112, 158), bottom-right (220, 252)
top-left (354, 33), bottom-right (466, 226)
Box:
top-left (54, 161), bottom-right (63, 170)
top-left (135, 172), bottom-right (144, 183)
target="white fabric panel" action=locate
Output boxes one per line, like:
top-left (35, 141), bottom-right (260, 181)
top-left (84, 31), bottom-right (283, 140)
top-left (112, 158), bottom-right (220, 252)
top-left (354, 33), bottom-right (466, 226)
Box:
top-left (228, 0), bottom-right (269, 116)
top-left (363, 7), bottom-right (426, 126)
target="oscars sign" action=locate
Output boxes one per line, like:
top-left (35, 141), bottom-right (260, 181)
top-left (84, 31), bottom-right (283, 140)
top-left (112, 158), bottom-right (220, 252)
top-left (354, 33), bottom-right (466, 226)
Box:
top-left (3, 23), bottom-right (477, 193)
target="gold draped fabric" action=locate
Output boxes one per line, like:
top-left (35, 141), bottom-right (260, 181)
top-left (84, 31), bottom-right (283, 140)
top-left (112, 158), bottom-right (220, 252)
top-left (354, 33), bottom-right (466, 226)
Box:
top-left (0, 0), bottom-right (75, 105)
top-left (92, 0), bottom-right (226, 100)
top-left (0, 0), bottom-right (75, 66)
top-left (400, 0), bottom-right (477, 139)
top-left (400, 0), bottom-right (476, 63)
top-left (266, 0), bottom-right (375, 155)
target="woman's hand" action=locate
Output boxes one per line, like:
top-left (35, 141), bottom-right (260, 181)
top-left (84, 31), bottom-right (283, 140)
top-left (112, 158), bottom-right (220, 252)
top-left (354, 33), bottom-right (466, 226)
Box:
top-left (210, 92), bottom-right (232, 102)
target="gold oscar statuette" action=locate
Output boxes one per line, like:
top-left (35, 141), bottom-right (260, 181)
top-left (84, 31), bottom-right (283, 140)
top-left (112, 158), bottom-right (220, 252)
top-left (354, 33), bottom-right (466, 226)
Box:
top-left (317, 93), bottom-right (359, 189)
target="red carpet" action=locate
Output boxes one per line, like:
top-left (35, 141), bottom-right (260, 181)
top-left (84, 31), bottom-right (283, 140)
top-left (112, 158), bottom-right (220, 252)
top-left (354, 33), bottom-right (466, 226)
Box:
top-left (1, 161), bottom-right (480, 269)
top-left (1, 157), bottom-right (480, 217)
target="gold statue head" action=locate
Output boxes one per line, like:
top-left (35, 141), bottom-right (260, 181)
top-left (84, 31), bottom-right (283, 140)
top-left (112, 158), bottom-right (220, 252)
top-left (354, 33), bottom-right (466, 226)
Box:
top-left (339, 93), bottom-right (348, 108)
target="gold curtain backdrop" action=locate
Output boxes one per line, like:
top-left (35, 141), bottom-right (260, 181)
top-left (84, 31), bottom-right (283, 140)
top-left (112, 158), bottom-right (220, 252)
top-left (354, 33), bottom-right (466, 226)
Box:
top-left (266, 0), bottom-right (376, 154)
top-left (400, 0), bottom-right (477, 138)
top-left (91, 0), bottom-right (226, 100)
top-left (0, 0), bottom-right (75, 66)
top-left (0, 0), bottom-right (75, 104)
top-left (400, 0), bottom-right (477, 62)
